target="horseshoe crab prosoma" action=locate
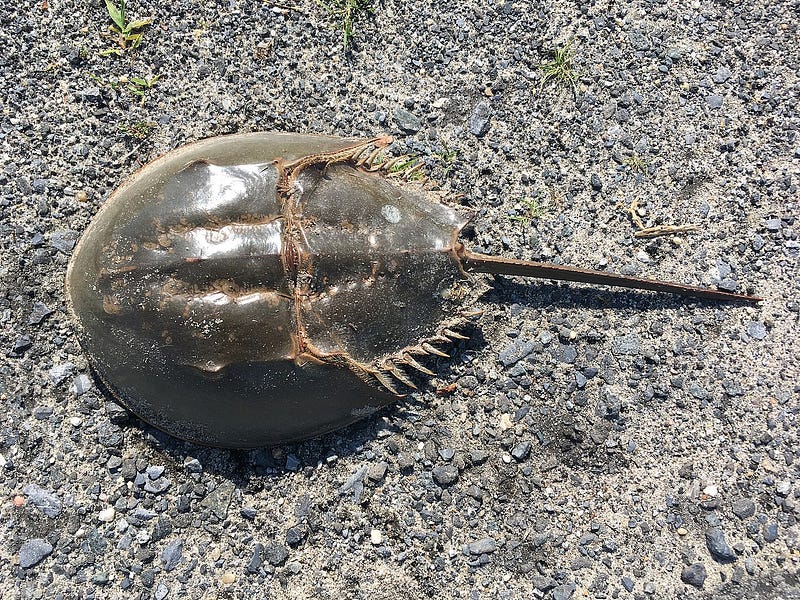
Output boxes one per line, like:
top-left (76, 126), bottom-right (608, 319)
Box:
top-left (66, 133), bottom-right (759, 447)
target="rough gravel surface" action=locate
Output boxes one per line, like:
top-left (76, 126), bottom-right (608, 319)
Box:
top-left (2, 0), bottom-right (799, 598)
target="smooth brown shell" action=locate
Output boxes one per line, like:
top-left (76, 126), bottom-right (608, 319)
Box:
top-left (67, 133), bottom-right (468, 447)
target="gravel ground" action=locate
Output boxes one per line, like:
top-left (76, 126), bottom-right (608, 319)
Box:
top-left (2, 0), bottom-right (799, 598)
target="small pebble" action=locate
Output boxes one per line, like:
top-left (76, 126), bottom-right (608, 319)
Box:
top-left (681, 563), bottom-right (707, 588)
top-left (154, 582), bottom-right (169, 600)
top-left (432, 465), bottom-right (459, 486)
top-left (370, 529), bottom-right (383, 545)
top-left (705, 527), bottom-right (737, 563)
top-left (746, 321), bottom-right (767, 340)
top-left (765, 218), bottom-right (781, 232)
top-left (468, 101), bottom-right (491, 137)
top-left (19, 538), bottom-right (53, 568)
top-left (764, 522), bottom-right (778, 543)
top-left (98, 507), bottom-right (115, 522)
top-left (712, 66), bottom-right (732, 84)
top-left (467, 537), bottom-right (496, 555)
top-left (621, 576), bottom-right (634, 592)
top-left (393, 107), bottom-right (421, 133)
top-left (220, 572), bottom-right (236, 585)
top-left (262, 542), bottom-right (289, 566)
top-left (161, 539), bottom-right (183, 571)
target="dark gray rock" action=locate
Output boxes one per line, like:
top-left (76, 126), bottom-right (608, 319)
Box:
top-left (764, 522), bottom-right (778, 542)
top-left (432, 465), bottom-right (459, 486)
top-left (10, 335), bottom-right (32, 356)
top-left (161, 539), bottom-right (182, 571)
top-left (247, 543), bottom-right (263, 573)
top-left (511, 441), bottom-right (531, 461)
top-left (50, 230), bottom-right (79, 254)
top-left (612, 333), bottom-right (640, 356)
top-left (526, 576), bottom-right (553, 591)
top-left (129, 507), bottom-right (158, 523)
top-left (76, 87), bottom-right (103, 103)
top-left (688, 384), bottom-right (708, 400)
top-left (199, 481), bottom-right (235, 520)
top-left (722, 378), bottom-right (744, 397)
top-left (467, 537), bottom-right (496, 554)
top-left (705, 527), bottom-right (737, 562)
top-left (262, 541), bottom-right (289, 566)
top-left (732, 498), bottom-right (755, 519)
top-left (712, 67), bottom-right (732, 84)
top-left (33, 407), bottom-right (54, 420)
top-left (590, 173), bottom-right (603, 191)
top-left (397, 452), bottom-right (415, 472)
top-left (151, 516), bottom-right (173, 542)
top-left (27, 302), bottom-right (54, 325)
top-left (285, 526), bottom-right (305, 547)
top-left (285, 454), bottom-right (300, 471)
top-left (184, 458), bottom-right (203, 473)
top-left (498, 338), bottom-right (535, 367)
top-left (23, 484), bottom-right (62, 518)
top-left (393, 107), bottom-right (421, 133)
top-left (681, 562), bottom-right (707, 588)
top-left (96, 420), bottom-right (123, 447)
top-left (560, 345), bottom-right (578, 364)
top-left (469, 101), bottom-right (492, 137)
top-left (552, 583), bottom-right (576, 600)
top-left (19, 538), bottom-right (53, 568)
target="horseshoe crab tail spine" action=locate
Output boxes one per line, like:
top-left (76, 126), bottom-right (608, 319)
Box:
top-left (457, 246), bottom-right (762, 304)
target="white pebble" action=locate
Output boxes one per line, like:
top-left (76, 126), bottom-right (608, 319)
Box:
top-left (69, 416), bottom-right (83, 427)
top-left (703, 484), bottom-right (718, 497)
top-left (370, 529), bottom-right (383, 545)
top-left (98, 507), bottom-right (115, 522)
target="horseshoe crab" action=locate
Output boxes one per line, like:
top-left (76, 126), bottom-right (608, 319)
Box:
top-left (66, 133), bottom-right (759, 447)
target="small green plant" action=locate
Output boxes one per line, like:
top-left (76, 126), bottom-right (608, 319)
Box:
top-left (100, 0), bottom-right (152, 56)
top-left (87, 73), bottom-right (119, 90)
top-left (539, 43), bottom-right (577, 91)
top-left (120, 121), bottom-right (156, 140)
top-left (317, 0), bottom-right (373, 49)
top-left (87, 72), bottom-right (160, 104)
top-left (509, 194), bottom-right (550, 226)
top-left (387, 157), bottom-right (425, 181)
top-left (127, 74), bottom-right (160, 105)
top-left (623, 154), bottom-right (648, 174)
top-left (433, 143), bottom-right (459, 178)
